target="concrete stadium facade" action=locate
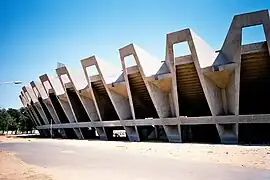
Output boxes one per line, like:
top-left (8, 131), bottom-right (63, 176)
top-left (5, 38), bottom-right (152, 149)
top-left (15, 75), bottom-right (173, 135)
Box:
top-left (20, 10), bottom-right (270, 144)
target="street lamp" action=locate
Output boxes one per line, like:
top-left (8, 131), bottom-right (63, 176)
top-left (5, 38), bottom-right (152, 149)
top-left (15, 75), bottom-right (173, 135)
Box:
top-left (0, 80), bottom-right (22, 134)
top-left (0, 81), bottom-right (22, 85)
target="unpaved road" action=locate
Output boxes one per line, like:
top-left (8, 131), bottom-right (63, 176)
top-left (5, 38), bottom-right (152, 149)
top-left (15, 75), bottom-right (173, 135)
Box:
top-left (0, 137), bottom-right (270, 180)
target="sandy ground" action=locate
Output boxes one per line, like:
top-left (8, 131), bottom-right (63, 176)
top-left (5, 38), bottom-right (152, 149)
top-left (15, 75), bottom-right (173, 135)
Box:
top-left (0, 150), bottom-right (52, 180)
top-left (0, 136), bottom-right (52, 180)
top-left (61, 139), bottom-right (270, 170)
top-left (1, 135), bottom-right (270, 179)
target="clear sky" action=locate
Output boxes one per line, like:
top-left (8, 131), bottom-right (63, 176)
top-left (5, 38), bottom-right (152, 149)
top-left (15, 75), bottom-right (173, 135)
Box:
top-left (0, 0), bottom-right (269, 109)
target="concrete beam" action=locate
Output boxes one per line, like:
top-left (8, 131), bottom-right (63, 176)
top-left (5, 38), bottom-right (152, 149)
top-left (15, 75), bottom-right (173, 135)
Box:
top-left (36, 114), bottom-right (270, 130)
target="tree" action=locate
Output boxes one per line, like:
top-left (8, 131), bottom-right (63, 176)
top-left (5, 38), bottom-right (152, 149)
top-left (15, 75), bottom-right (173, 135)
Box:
top-left (0, 109), bottom-right (8, 132)
top-left (18, 107), bottom-right (34, 132)
top-left (7, 108), bottom-right (20, 132)
top-left (0, 108), bottom-right (15, 132)
top-left (0, 107), bottom-right (34, 134)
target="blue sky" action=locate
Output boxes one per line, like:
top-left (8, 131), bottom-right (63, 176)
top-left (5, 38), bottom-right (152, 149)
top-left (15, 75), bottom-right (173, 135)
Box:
top-left (0, 0), bottom-right (269, 109)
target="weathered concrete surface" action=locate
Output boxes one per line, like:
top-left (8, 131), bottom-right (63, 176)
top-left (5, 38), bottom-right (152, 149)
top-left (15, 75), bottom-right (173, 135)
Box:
top-left (20, 10), bottom-right (270, 144)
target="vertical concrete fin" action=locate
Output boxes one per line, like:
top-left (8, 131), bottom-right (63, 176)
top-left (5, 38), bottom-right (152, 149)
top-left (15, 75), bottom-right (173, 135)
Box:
top-left (22, 86), bottom-right (50, 125)
top-left (120, 44), bottom-right (172, 141)
top-left (19, 95), bottom-right (38, 127)
top-left (133, 44), bottom-right (172, 118)
top-left (82, 56), bottom-right (139, 141)
top-left (83, 56), bottom-right (132, 120)
top-left (214, 10), bottom-right (270, 115)
top-left (163, 125), bottom-right (182, 143)
top-left (56, 66), bottom-right (84, 140)
top-left (39, 74), bottom-right (64, 124)
top-left (30, 81), bottom-right (67, 138)
top-left (81, 57), bottom-right (108, 140)
top-left (120, 44), bottom-right (172, 118)
top-left (56, 66), bottom-right (92, 122)
top-left (166, 29), bottom-right (223, 116)
top-left (30, 81), bottom-right (53, 121)
top-left (216, 123), bottom-right (238, 144)
top-left (22, 91), bottom-right (45, 128)
top-left (119, 46), bottom-right (136, 120)
top-left (80, 58), bottom-right (104, 122)
top-left (40, 74), bottom-right (82, 139)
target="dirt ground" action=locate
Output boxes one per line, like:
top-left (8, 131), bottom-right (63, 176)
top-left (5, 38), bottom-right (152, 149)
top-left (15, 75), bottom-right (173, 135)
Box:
top-left (63, 139), bottom-right (270, 170)
top-left (0, 136), bottom-right (52, 180)
top-left (118, 143), bottom-right (270, 170)
top-left (1, 135), bottom-right (270, 180)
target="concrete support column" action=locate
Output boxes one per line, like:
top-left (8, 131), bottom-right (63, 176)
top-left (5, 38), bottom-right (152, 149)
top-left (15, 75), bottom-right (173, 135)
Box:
top-left (45, 101), bottom-right (67, 138)
top-left (95, 127), bottom-right (108, 140)
top-left (109, 90), bottom-right (140, 141)
top-left (125, 126), bottom-right (140, 142)
top-left (221, 88), bottom-right (228, 114)
top-left (163, 125), bottom-right (182, 143)
top-left (59, 98), bottom-right (83, 139)
top-left (216, 123), bottom-right (238, 144)
top-left (147, 82), bottom-right (171, 118)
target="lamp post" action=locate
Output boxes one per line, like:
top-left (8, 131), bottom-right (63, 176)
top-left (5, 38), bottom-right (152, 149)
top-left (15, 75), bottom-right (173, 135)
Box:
top-left (0, 80), bottom-right (22, 134)
top-left (0, 81), bottom-right (22, 85)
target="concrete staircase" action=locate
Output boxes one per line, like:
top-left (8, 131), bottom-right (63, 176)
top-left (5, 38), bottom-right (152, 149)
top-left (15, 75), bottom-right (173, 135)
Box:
top-left (176, 62), bottom-right (211, 116)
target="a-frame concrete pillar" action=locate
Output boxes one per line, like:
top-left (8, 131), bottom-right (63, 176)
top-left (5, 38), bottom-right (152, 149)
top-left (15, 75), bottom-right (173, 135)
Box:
top-left (212, 10), bottom-right (270, 143)
top-left (81, 56), bottom-right (140, 141)
top-left (22, 86), bottom-right (52, 137)
top-left (39, 74), bottom-right (83, 139)
top-left (30, 81), bottom-right (67, 138)
top-left (19, 95), bottom-right (38, 129)
top-left (120, 44), bottom-right (179, 142)
top-left (21, 91), bottom-right (49, 137)
top-left (55, 65), bottom-right (97, 139)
